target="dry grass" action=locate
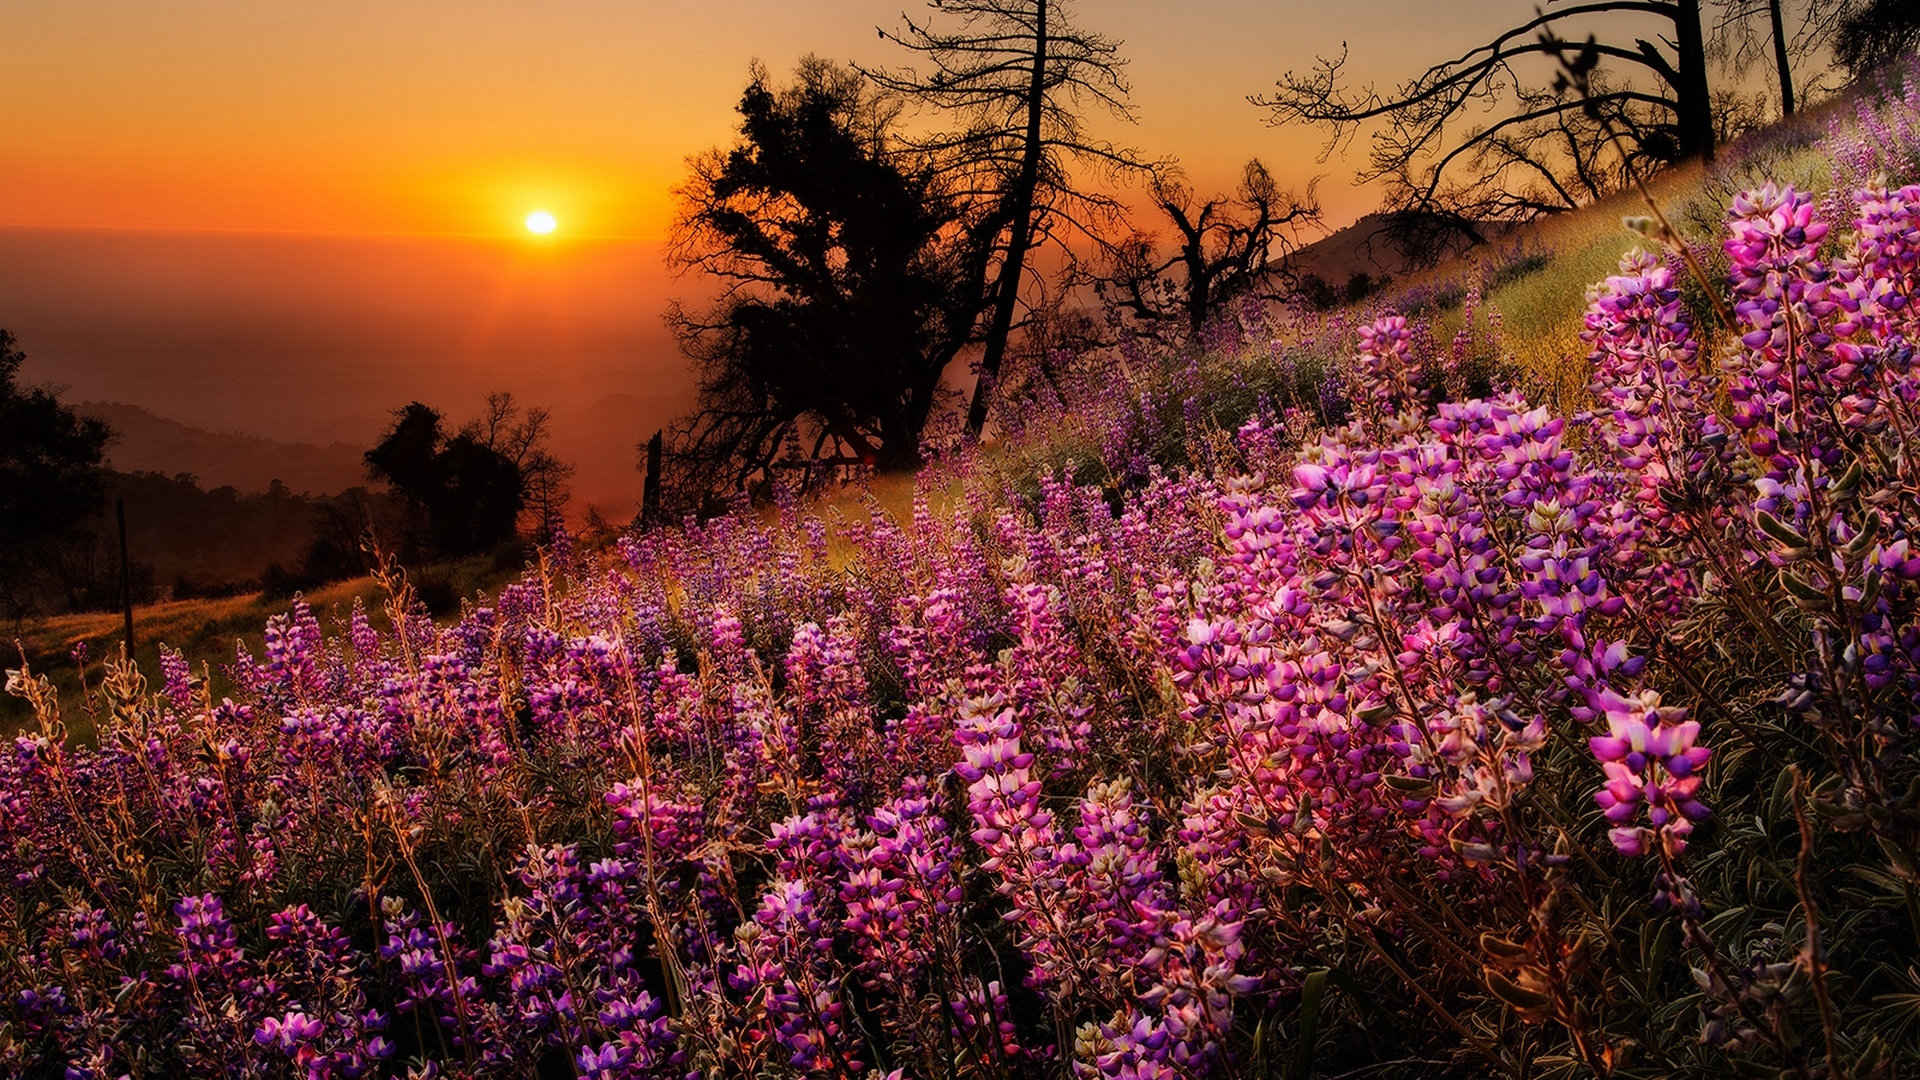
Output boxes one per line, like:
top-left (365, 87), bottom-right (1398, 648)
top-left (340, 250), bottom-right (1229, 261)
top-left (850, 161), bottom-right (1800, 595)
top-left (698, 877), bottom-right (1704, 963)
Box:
top-left (5, 556), bottom-right (514, 740)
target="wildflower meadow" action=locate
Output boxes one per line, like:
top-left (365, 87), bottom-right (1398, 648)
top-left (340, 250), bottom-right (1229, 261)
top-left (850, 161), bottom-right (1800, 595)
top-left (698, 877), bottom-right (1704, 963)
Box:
top-left (11, 77), bottom-right (1920, 1080)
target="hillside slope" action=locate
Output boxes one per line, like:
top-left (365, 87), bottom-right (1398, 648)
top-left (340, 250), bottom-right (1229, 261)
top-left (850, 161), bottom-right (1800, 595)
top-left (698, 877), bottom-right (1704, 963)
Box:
top-left (81, 400), bottom-right (369, 494)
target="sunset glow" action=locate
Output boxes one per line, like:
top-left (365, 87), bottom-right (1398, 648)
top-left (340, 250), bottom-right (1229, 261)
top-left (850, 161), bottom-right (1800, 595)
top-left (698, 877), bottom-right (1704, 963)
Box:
top-left (524, 209), bottom-right (558, 235)
top-left (0, 1), bottom-right (1393, 240)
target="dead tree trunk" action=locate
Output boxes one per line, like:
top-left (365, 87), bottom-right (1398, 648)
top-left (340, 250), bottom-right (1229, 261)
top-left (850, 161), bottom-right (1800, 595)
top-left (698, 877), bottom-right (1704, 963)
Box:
top-left (1676, 0), bottom-right (1717, 161)
top-left (641, 429), bottom-right (664, 528)
top-left (964, 0), bottom-right (1048, 440)
top-left (1767, 0), bottom-right (1795, 115)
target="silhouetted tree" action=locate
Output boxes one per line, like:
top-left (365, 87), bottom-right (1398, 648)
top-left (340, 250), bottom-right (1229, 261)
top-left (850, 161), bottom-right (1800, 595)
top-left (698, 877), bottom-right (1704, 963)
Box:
top-left (0, 330), bottom-right (112, 622)
top-left (1832, 0), bottom-right (1920, 77)
top-left (639, 430), bottom-right (664, 529)
top-left (1299, 272), bottom-right (1341, 310)
top-left (1345, 271), bottom-right (1388, 304)
top-left (1712, 0), bottom-right (1800, 114)
top-left (1253, 0), bottom-right (1718, 256)
top-left (300, 494), bottom-right (378, 586)
top-left (80, 470), bottom-right (408, 601)
top-left (365, 402), bottom-right (523, 556)
top-left (365, 403), bottom-right (443, 500)
top-left (977, 291), bottom-right (1112, 425)
top-left (467, 392), bottom-right (572, 539)
top-left (1097, 160), bottom-right (1321, 338)
top-left (865, 0), bottom-right (1155, 438)
top-left (664, 58), bottom-right (998, 504)
top-left (1709, 0), bottom-right (1869, 116)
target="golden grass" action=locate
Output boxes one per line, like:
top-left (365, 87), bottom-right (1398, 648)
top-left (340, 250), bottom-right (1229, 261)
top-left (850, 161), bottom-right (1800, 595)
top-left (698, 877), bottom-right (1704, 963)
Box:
top-left (5, 556), bottom-right (516, 740)
top-left (1475, 132), bottom-right (1832, 388)
top-left (1485, 164), bottom-right (1709, 350)
top-left (20, 577), bottom-right (377, 659)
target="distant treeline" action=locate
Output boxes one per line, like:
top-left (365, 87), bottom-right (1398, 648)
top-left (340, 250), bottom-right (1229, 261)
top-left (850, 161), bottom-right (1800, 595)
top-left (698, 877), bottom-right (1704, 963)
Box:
top-left (47, 471), bottom-right (414, 613)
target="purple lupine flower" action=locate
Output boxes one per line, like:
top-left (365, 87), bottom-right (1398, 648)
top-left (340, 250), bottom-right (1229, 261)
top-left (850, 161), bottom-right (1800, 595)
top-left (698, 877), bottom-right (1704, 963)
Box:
top-left (1590, 688), bottom-right (1711, 856)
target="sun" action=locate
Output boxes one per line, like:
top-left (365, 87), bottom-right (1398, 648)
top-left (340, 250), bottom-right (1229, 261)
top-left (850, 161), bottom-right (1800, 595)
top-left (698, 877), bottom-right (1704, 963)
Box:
top-left (524, 209), bottom-right (558, 235)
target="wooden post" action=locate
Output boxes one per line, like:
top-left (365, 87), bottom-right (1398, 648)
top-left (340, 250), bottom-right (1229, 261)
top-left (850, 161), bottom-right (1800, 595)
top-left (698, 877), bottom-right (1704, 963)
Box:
top-left (116, 496), bottom-right (134, 654)
top-left (641, 429), bottom-right (664, 528)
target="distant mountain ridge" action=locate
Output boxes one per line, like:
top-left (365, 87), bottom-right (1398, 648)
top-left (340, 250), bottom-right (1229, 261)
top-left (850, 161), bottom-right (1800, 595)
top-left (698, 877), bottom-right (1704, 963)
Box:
top-left (79, 401), bottom-right (370, 495)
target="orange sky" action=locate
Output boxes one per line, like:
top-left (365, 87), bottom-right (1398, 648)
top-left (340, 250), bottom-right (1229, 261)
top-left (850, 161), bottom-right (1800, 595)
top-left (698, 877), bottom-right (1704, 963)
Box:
top-left (0, 0), bottom-right (1506, 240)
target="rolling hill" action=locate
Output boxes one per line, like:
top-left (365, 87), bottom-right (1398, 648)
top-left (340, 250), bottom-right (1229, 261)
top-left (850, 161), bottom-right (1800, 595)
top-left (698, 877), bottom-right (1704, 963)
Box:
top-left (80, 400), bottom-right (369, 495)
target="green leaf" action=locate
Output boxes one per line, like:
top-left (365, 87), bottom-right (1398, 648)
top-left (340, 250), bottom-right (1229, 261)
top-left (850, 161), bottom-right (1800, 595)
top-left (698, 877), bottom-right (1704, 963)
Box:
top-left (1780, 569), bottom-right (1829, 606)
top-left (1856, 1035), bottom-right (1888, 1076)
top-left (1845, 514), bottom-right (1879, 556)
top-left (1286, 969), bottom-right (1329, 1080)
top-left (1644, 919), bottom-right (1674, 999)
top-left (1832, 460), bottom-right (1866, 499)
top-left (1479, 933), bottom-right (1531, 963)
top-left (1770, 768), bottom-right (1796, 816)
top-left (1356, 702), bottom-right (1398, 725)
top-left (1878, 834), bottom-right (1920, 883)
top-left (1232, 810), bottom-right (1273, 835)
top-left (1486, 968), bottom-right (1551, 1012)
top-left (1756, 510), bottom-right (1809, 550)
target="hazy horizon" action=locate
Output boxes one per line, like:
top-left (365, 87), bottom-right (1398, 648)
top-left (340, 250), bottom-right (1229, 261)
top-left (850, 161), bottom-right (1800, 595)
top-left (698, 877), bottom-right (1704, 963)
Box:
top-left (0, 225), bottom-right (695, 515)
